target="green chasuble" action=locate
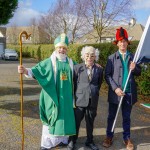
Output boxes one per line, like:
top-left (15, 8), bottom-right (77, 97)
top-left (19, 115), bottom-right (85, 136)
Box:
top-left (31, 58), bottom-right (76, 136)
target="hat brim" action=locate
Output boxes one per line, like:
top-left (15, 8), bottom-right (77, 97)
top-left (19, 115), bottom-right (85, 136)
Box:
top-left (55, 43), bottom-right (68, 49)
top-left (113, 39), bottom-right (131, 45)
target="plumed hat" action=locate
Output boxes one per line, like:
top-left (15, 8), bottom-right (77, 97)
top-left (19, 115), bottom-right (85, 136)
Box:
top-left (54, 33), bottom-right (69, 49)
top-left (113, 27), bottom-right (130, 45)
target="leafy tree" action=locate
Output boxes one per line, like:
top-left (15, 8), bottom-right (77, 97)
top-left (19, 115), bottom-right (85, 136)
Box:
top-left (0, 0), bottom-right (18, 25)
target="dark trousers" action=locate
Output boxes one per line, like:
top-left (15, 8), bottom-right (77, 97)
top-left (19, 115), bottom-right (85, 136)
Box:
top-left (70, 104), bottom-right (97, 144)
top-left (106, 93), bottom-right (132, 140)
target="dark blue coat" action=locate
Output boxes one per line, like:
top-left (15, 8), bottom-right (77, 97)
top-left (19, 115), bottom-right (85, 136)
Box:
top-left (105, 51), bottom-right (141, 105)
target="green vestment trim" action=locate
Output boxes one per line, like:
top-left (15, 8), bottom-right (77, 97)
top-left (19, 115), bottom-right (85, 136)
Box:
top-left (119, 51), bottom-right (130, 92)
top-left (49, 58), bottom-right (76, 135)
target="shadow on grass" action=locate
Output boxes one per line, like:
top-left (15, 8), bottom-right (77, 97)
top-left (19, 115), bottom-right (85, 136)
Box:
top-left (0, 86), bottom-right (41, 96)
top-left (13, 79), bottom-right (39, 86)
top-left (22, 79), bottom-right (39, 85)
top-left (0, 99), bottom-right (39, 119)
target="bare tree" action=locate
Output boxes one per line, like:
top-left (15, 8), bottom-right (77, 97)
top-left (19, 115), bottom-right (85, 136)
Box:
top-left (30, 18), bottom-right (39, 44)
top-left (82, 0), bottom-right (133, 42)
top-left (6, 24), bottom-right (18, 45)
top-left (38, 0), bottom-right (70, 42)
top-left (39, 10), bottom-right (62, 43)
top-left (38, 0), bottom-right (133, 43)
top-left (39, 0), bottom-right (89, 43)
top-left (69, 0), bottom-right (90, 43)
top-left (53, 0), bottom-right (72, 34)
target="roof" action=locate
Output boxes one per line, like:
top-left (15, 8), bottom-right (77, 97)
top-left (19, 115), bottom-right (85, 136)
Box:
top-left (76, 24), bottom-right (144, 44)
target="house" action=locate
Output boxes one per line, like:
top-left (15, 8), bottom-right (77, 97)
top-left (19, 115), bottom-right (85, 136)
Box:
top-left (0, 27), bottom-right (6, 58)
top-left (6, 25), bottom-right (50, 44)
top-left (76, 24), bottom-right (144, 44)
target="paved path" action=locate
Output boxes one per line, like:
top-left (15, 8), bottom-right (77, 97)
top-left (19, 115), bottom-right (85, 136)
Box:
top-left (0, 58), bottom-right (150, 150)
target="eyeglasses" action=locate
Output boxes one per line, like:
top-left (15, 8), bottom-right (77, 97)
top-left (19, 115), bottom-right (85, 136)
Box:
top-left (85, 54), bottom-right (95, 58)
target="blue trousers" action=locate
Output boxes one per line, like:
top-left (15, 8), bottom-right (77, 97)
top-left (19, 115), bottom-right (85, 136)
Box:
top-left (106, 94), bottom-right (132, 140)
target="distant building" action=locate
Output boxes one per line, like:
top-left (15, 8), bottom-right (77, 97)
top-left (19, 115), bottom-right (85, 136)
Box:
top-left (6, 26), bottom-right (50, 44)
top-left (76, 24), bottom-right (144, 44)
top-left (0, 27), bottom-right (6, 57)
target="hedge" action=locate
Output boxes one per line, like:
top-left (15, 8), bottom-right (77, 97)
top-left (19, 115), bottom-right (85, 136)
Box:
top-left (7, 42), bottom-right (150, 96)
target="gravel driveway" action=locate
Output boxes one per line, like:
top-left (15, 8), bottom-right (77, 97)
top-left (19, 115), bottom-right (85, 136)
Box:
top-left (0, 58), bottom-right (150, 150)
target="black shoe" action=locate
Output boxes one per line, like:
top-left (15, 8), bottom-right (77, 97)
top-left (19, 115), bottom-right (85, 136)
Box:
top-left (67, 141), bottom-right (75, 150)
top-left (55, 142), bottom-right (67, 148)
top-left (85, 142), bottom-right (99, 150)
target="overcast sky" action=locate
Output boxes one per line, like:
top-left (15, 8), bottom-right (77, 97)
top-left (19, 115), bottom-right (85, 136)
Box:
top-left (5, 0), bottom-right (150, 27)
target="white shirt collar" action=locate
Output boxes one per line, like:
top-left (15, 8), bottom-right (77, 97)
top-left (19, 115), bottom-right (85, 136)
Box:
top-left (119, 50), bottom-right (126, 55)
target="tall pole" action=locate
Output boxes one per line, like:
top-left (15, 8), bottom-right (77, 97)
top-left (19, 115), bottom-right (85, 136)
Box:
top-left (19, 31), bottom-right (31, 150)
top-left (111, 69), bottom-right (132, 132)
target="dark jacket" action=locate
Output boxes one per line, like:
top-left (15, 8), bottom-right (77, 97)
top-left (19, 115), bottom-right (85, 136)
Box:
top-left (73, 63), bottom-right (103, 108)
top-left (105, 51), bottom-right (141, 105)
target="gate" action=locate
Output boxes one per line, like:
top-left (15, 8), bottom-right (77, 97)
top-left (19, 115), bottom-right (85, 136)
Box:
top-left (0, 43), bottom-right (4, 58)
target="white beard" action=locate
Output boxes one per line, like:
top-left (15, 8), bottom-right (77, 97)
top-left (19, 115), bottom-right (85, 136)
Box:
top-left (55, 51), bottom-right (67, 61)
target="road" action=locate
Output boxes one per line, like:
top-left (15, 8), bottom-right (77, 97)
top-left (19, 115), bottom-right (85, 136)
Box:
top-left (0, 58), bottom-right (150, 150)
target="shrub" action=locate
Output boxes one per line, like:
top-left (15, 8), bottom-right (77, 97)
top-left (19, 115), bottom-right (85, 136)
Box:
top-left (136, 64), bottom-right (150, 95)
top-left (32, 50), bottom-right (34, 58)
top-left (7, 42), bottom-right (150, 98)
top-left (37, 45), bottom-right (41, 61)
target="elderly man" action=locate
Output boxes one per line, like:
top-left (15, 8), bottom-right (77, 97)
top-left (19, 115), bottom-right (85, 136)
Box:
top-left (103, 27), bottom-right (141, 150)
top-left (68, 46), bottom-right (103, 150)
top-left (18, 33), bottom-right (76, 150)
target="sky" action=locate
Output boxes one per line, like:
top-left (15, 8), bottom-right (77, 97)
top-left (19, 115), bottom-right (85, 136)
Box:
top-left (5, 0), bottom-right (150, 27)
